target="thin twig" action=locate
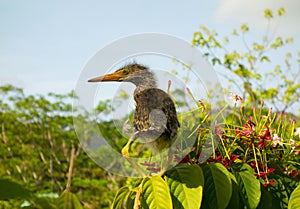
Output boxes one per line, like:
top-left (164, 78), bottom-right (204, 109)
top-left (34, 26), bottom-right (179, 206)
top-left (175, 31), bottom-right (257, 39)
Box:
top-left (66, 147), bottom-right (76, 191)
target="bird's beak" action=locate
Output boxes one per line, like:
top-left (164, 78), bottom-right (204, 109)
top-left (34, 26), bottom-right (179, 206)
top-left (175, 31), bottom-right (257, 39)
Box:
top-left (88, 71), bottom-right (124, 82)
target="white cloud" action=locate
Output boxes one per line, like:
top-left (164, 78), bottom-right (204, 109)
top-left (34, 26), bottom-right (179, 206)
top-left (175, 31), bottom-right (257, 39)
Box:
top-left (213, 0), bottom-right (300, 36)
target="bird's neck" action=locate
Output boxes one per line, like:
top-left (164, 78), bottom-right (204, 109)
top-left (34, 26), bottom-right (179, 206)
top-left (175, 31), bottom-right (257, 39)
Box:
top-left (133, 78), bottom-right (157, 96)
top-left (135, 80), bottom-right (156, 92)
top-left (131, 73), bottom-right (157, 90)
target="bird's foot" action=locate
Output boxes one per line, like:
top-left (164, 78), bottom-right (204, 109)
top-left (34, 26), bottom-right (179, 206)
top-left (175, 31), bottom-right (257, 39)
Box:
top-left (121, 147), bottom-right (130, 158)
top-left (122, 140), bottom-right (133, 158)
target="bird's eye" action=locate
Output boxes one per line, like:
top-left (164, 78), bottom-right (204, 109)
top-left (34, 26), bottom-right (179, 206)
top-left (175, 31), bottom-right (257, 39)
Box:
top-left (123, 69), bottom-right (129, 75)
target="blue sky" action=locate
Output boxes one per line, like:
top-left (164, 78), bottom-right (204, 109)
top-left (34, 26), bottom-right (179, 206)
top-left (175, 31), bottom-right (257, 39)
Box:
top-left (1, 0), bottom-right (299, 96)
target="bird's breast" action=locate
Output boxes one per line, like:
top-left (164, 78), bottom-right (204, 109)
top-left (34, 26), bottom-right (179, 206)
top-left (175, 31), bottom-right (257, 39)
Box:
top-left (133, 88), bottom-right (179, 140)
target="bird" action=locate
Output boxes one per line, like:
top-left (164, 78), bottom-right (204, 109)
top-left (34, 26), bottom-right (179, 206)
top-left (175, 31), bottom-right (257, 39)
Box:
top-left (88, 63), bottom-right (180, 158)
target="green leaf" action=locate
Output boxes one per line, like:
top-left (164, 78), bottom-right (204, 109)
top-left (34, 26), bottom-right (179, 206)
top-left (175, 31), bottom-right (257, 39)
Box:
top-left (252, 73), bottom-right (262, 80)
top-left (274, 65), bottom-right (281, 74)
top-left (240, 24), bottom-right (249, 32)
top-left (277, 8), bottom-right (286, 16)
top-left (56, 190), bottom-right (83, 209)
top-left (288, 183), bottom-right (300, 209)
top-left (285, 37), bottom-right (294, 44)
top-left (234, 163), bottom-right (261, 209)
top-left (232, 29), bottom-right (239, 36)
top-left (271, 37), bottom-right (284, 49)
top-left (141, 176), bottom-right (172, 209)
top-left (253, 43), bottom-right (264, 51)
top-left (264, 9), bottom-right (273, 19)
top-left (111, 186), bottom-right (130, 209)
top-left (260, 56), bottom-right (270, 63)
top-left (257, 185), bottom-right (276, 209)
top-left (233, 65), bottom-right (252, 78)
top-left (226, 173), bottom-right (243, 209)
top-left (261, 88), bottom-right (279, 99)
top-left (0, 178), bottom-right (31, 200)
top-left (126, 190), bottom-right (136, 209)
top-left (201, 163), bottom-right (232, 209)
top-left (212, 57), bottom-right (221, 65)
top-left (285, 84), bottom-right (300, 102)
top-left (165, 164), bottom-right (204, 209)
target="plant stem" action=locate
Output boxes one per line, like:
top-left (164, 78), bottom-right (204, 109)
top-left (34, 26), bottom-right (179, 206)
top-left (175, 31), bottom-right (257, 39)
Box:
top-left (66, 147), bottom-right (76, 191)
top-left (252, 143), bottom-right (260, 175)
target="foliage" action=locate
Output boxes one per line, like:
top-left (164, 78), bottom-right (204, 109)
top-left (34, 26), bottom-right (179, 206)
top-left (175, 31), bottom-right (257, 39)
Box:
top-left (0, 84), bottom-right (118, 208)
top-left (192, 7), bottom-right (300, 113)
top-left (0, 178), bottom-right (31, 200)
top-left (288, 184), bottom-right (300, 209)
top-left (112, 97), bottom-right (300, 208)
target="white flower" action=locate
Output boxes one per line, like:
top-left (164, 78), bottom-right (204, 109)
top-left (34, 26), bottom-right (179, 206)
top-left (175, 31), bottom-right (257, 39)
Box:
top-left (290, 139), bottom-right (296, 149)
top-left (295, 127), bottom-right (300, 138)
top-left (229, 92), bottom-right (243, 104)
top-left (272, 134), bottom-right (283, 147)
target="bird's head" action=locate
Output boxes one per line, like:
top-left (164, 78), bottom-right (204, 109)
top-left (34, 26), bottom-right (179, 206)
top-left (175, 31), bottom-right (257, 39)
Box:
top-left (88, 63), bottom-right (156, 87)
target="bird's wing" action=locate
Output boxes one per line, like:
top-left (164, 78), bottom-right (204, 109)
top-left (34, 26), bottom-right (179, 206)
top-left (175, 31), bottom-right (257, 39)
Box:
top-left (134, 88), bottom-right (180, 139)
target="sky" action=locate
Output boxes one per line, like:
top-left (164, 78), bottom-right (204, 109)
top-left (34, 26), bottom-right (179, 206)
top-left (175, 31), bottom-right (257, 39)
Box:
top-left (1, 0), bottom-right (299, 96)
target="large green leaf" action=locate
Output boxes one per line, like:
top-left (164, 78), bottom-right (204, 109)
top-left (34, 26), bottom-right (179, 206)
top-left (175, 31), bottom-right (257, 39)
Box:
top-left (165, 164), bottom-right (204, 209)
top-left (234, 163), bottom-right (261, 209)
top-left (56, 190), bottom-right (83, 209)
top-left (257, 185), bottom-right (276, 209)
top-left (141, 176), bottom-right (172, 209)
top-left (226, 172), bottom-right (243, 209)
top-left (126, 190), bottom-right (136, 209)
top-left (201, 163), bottom-right (232, 209)
top-left (111, 186), bottom-right (130, 209)
top-left (0, 178), bottom-right (31, 200)
top-left (288, 183), bottom-right (300, 209)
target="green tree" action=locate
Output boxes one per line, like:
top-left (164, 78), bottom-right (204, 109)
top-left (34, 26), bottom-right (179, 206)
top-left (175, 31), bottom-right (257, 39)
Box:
top-left (192, 8), bottom-right (300, 113)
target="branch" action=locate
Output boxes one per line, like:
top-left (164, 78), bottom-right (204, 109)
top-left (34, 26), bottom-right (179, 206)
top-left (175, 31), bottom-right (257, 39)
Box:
top-left (66, 147), bottom-right (76, 191)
